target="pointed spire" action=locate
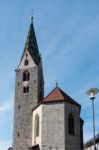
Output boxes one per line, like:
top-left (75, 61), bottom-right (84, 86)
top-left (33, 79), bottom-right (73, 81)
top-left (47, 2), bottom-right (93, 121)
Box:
top-left (24, 15), bottom-right (40, 65)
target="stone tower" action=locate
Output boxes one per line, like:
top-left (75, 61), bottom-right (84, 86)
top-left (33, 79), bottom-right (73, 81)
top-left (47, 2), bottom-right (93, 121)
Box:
top-left (13, 17), bottom-right (44, 150)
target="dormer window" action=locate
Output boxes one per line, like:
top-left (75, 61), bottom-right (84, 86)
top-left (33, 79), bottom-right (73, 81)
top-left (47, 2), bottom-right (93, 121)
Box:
top-left (24, 59), bottom-right (29, 66)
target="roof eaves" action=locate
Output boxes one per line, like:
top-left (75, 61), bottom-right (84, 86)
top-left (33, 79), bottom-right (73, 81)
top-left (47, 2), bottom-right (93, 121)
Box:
top-left (58, 87), bottom-right (81, 107)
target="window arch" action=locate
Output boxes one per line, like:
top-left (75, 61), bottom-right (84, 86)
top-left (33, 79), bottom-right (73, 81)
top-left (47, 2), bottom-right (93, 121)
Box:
top-left (68, 113), bottom-right (74, 135)
top-left (24, 58), bottom-right (29, 66)
top-left (23, 70), bottom-right (30, 81)
top-left (35, 114), bottom-right (40, 137)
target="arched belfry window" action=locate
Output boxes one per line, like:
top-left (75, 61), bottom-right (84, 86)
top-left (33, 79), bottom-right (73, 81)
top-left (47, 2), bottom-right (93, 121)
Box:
top-left (35, 114), bottom-right (40, 137)
top-left (68, 113), bottom-right (74, 135)
top-left (23, 86), bottom-right (29, 93)
top-left (23, 70), bottom-right (30, 81)
top-left (24, 58), bottom-right (29, 66)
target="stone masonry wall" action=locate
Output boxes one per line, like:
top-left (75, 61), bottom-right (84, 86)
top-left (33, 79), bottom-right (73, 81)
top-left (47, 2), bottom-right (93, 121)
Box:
top-left (32, 102), bottom-right (81, 150)
top-left (41, 103), bottom-right (65, 150)
top-left (64, 102), bottom-right (81, 150)
top-left (13, 66), bottom-right (39, 150)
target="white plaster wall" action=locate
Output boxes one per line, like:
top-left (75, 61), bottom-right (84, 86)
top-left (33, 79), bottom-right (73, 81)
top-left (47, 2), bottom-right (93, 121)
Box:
top-left (97, 143), bottom-right (99, 150)
top-left (85, 147), bottom-right (94, 150)
top-left (17, 50), bottom-right (36, 70)
top-left (84, 143), bottom-right (99, 150)
top-left (32, 105), bottom-right (42, 149)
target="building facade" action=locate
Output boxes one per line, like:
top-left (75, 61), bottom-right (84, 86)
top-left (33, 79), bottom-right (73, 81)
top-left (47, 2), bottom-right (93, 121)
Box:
top-left (13, 17), bottom-right (84, 150)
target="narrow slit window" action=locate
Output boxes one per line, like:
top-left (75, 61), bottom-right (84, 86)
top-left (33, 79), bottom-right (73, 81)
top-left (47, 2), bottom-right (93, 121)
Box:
top-left (18, 132), bottom-right (20, 137)
top-left (18, 105), bottom-right (20, 110)
top-left (35, 114), bottom-right (40, 137)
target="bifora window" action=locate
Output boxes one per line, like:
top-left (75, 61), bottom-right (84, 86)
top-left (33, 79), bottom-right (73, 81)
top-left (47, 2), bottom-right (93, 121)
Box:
top-left (23, 70), bottom-right (30, 81)
top-left (23, 86), bottom-right (29, 93)
top-left (68, 113), bottom-right (74, 135)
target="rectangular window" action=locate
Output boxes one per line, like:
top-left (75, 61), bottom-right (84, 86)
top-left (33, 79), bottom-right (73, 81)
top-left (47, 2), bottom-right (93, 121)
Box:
top-left (24, 59), bottom-right (29, 66)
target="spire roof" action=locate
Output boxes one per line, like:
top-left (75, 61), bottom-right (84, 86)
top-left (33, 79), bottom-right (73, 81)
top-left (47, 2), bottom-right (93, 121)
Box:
top-left (43, 87), bottom-right (81, 107)
top-left (24, 18), bottom-right (40, 65)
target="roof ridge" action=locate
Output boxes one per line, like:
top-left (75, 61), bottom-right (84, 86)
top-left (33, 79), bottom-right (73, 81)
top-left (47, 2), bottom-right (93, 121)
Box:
top-left (43, 86), bottom-right (81, 107)
top-left (59, 88), bottom-right (80, 106)
top-left (44, 87), bottom-right (59, 100)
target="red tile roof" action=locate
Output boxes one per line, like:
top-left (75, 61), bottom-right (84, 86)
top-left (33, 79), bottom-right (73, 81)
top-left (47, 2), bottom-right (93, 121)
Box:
top-left (43, 87), bottom-right (80, 107)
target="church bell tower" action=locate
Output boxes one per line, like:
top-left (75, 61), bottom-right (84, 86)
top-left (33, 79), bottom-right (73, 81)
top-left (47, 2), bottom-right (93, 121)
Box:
top-left (13, 17), bottom-right (44, 150)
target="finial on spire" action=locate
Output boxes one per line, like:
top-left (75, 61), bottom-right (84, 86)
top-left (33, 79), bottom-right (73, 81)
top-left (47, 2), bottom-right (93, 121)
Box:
top-left (55, 80), bottom-right (58, 87)
top-left (30, 9), bottom-right (33, 23)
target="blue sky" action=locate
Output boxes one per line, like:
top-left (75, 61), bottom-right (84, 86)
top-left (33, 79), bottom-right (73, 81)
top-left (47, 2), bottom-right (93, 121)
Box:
top-left (0, 0), bottom-right (99, 149)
